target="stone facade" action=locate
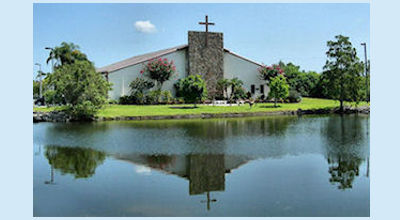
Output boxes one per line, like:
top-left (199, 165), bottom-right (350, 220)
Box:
top-left (188, 31), bottom-right (224, 98)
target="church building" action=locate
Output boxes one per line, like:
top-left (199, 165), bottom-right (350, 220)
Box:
top-left (97, 16), bottom-right (269, 100)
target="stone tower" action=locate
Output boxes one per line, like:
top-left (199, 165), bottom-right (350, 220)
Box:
top-left (188, 31), bottom-right (224, 98)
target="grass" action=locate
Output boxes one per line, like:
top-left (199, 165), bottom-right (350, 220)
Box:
top-left (33, 98), bottom-right (369, 118)
top-left (33, 105), bottom-right (66, 113)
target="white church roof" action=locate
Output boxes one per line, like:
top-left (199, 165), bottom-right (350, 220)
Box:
top-left (97, 45), bottom-right (263, 73)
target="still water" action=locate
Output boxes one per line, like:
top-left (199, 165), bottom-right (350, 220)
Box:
top-left (33, 114), bottom-right (369, 217)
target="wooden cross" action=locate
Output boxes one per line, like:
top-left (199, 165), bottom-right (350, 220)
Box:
top-left (199, 15), bottom-right (215, 47)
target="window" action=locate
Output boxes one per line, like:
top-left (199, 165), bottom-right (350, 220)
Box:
top-left (251, 84), bottom-right (255, 94)
top-left (260, 85), bottom-right (264, 93)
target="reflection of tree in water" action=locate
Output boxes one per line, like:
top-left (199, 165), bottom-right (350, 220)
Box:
top-left (185, 116), bottom-right (296, 139)
top-left (145, 155), bottom-right (175, 169)
top-left (45, 146), bottom-right (106, 179)
top-left (48, 122), bottom-right (111, 136)
top-left (322, 115), bottom-right (368, 190)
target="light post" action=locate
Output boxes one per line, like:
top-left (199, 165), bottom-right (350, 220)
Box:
top-left (34, 63), bottom-right (42, 99)
top-left (45, 47), bottom-right (55, 72)
top-left (361, 43), bottom-right (369, 102)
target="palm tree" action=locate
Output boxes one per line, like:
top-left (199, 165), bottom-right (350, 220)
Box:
top-left (217, 78), bottom-right (231, 100)
top-left (230, 77), bottom-right (243, 96)
top-left (230, 77), bottom-right (244, 104)
top-left (46, 42), bottom-right (88, 68)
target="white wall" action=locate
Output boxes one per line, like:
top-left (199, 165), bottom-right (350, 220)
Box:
top-left (108, 50), bottom-right (187, 100)
top-left (108, 49), bottom-right (268, 100)
top-left (223, 52), bottom-right (269, 98)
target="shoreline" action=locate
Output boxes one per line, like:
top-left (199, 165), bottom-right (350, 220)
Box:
top-left (33, 106), bottom-right (369, 123)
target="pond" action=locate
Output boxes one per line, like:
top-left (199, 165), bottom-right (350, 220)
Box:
top-left (33, 114), bottom-right (369, 217)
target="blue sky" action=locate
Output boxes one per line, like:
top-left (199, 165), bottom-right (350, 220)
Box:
top-left (33, 3), bottom-right (369, 77)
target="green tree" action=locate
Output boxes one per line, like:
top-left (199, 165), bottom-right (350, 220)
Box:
top-left (33, 80), bottom-right (40, 99)
top-left (45, 146), bottom-right (106, 179)
top-left (175, 75), bottom-right (208, 107)
top-left (322, 35), bottom-right (364, 111)
top-left (161, 90), bottom-right (173, 104)
top-left (46, 60), bottom-right (111, 119)
top-left (322, 115), bottom-right (367, 190)
top-left (268, 75), bottom-right (289, 107)
top-left (279, 62), bottom-right (320, 97)
top-left (230, 77), bottom-right (246, 102)
top-left (217, 78), bottom-right (231, 100)
top-left (46, 42), bottom-right (89, 67)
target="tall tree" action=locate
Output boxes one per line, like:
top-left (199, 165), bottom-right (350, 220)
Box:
top-left (46, 42), bottom-right (89, 67)
top-left (322, 35), bottom-right (364, 111)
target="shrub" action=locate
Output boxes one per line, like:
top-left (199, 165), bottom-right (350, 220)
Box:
top-left (174, 75), bottom-right (207, 107)
top-left (45, 60), bottom-right (111, 118)
top-left (256, 94), bottom-right (266, 103)
top-left (231, 86), bottom-right (247, 102)
top-left (66, 101), bottom-right (99, 120)
top-left (161, 90), bottom-right (173, 104)
top-left (147, 90), bottom-right (162, 104)
top-left (119, 95), bottom-right (135, 105)
top-left (174, 97), bottom-right (185, 104)
top-left (108, 99), bottom-right (118, 104)
top-left (129, 77), bottom-right (154, 95)
top-left (133, 92), bottom-right (146, 105)
top-left (286, 89), bottom-right (302, 103)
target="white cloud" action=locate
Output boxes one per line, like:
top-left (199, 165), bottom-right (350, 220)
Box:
top-left (134, 20), bottom-right (157, 33)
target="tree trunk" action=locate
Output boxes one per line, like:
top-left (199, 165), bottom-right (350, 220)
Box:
top-left (274, 98), bottom-right (277, 107)
top-left (339, 100), bottom-right (344, 113)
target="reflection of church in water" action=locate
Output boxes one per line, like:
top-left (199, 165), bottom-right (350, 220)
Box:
top-left (117, 153), bottom-right (250, 210)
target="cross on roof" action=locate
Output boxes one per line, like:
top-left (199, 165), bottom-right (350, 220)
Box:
top-left (199, 15), bottom-right (215, 47)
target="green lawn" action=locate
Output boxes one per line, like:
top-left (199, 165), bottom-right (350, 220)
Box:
top-left (34, 98), bottom-right (368, 118)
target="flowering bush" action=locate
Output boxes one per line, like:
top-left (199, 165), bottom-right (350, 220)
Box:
top-left (140, 58), bottom-right (176, 89)
top-left (258, 64), bottom-right (285, 84)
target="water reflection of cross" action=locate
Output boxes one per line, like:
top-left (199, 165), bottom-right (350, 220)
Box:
top-left (199, 15), bottom-right (215, 47)
top-left (200, 191), bottom-right (217, 211)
